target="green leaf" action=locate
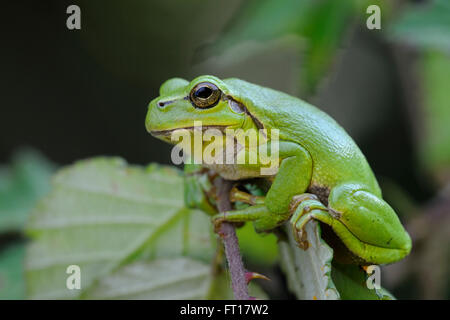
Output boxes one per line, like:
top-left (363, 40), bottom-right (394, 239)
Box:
top-left (278, 221), bottom-right (339, 300)
top-left (84, 258), bottom-right (212, 299)
top-left (209, 0), bottom-right (362, 95)
top-left (25, 158), bottom-right (217, 299)
top-left (296, 0), bottom-right (355, 95)
top-left (331, 262), bottom-right (395, 300)
top-left (278, 221), bottom-right (394, 300)
top-left (419, 51), bottom-right (450, 178)
top-left (236, 222), bottom-right (278, 266)
top-left (0, 243), bottom-right (26, 299)
top-left (215, 0), bottom-right (308, 44)
top-left (84, 257), bottom-right (268, 300)
top-left (388, 0), bottom-right (450, 181)
top-left (0, 148), bottom-right (54, 233)
top-left (389, 0), bottom-right (450, 53)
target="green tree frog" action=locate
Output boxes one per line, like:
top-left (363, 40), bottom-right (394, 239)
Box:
top-left (145, 75), bottom-right (412, 265)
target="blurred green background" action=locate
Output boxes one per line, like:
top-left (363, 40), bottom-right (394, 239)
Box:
top-left (0, 0), bottom-right (449, 299)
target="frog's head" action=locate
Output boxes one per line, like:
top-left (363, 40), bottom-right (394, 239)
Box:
top-left (145, 75), bottom-right (251, 143)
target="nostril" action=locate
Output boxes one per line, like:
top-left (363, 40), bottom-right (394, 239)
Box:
top-left (157, 99), bottom-right (175, 108)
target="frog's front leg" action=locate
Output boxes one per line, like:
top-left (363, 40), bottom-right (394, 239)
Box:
top-left (290, 183), bottom-right (412, 265)
top-left (213, 141), bottom-right (313, 232)
top-left (184, 161), bottom-right (218, 215)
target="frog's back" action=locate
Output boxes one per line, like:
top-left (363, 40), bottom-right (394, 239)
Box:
top-left (224, 78), bottom-right (381, 196)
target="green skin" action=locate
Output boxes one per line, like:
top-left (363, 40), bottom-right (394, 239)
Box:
top-left (145, 75), bottom-right (412, 265)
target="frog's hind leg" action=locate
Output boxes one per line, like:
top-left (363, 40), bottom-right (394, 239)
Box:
top-left (324, 184), bottom-right (411, 264)
top-left (290, 191), bottom-right (412, 265)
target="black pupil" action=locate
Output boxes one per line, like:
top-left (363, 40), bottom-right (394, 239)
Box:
top-left (195, 86), bottom-right (213, 99)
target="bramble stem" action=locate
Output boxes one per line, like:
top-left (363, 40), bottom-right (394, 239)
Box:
top-left (214, 178), bottom-right (250, 300)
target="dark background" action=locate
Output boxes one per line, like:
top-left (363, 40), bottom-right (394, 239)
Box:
top-left (1, 0), bottom-right (449, 299)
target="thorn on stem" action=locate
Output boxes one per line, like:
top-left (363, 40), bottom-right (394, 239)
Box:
top-left (245, 271), bottom-right (271, 284)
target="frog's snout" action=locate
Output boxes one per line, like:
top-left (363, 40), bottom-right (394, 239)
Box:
top-left (145, 100), bottom-right (159, 133)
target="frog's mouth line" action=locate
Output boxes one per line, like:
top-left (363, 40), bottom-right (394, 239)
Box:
top-left (150, 125), bottom-right (229, 137)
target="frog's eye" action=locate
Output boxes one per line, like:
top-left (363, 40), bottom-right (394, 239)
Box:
top-left (190, 82), bottom-right (221, 109)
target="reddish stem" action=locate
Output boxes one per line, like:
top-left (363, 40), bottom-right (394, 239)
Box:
top-left (214, 178), bottom-right (250, 300)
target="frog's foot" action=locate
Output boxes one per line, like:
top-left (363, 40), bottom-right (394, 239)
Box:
top-left (289, 193), bottom-right (321, 214)
top-left (229, 186), bottom-right (265, 206)
top-left (212, 187), bottom-right (270, 233)
top-left (289, 194), bottom-right (333, 250)
top-left (212, 203), bottom-right (288, 234)
top-left (213, 204), bottom-right (265, 233)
